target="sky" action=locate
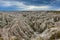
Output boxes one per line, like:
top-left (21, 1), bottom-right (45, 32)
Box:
top-left (0, 0), bottom-right (60, 11)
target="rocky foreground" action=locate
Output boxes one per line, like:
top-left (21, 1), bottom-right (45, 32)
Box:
top-left (0, 11), bottom-right (60, 40)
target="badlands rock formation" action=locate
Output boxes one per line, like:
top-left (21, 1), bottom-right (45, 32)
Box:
top-left (0, 11), bottom-right (60, 40)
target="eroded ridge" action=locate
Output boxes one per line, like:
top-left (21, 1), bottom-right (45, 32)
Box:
top-left (0, 11), bottom-right (60, 40)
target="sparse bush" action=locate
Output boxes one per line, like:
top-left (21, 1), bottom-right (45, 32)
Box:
top-left (0, 37), bottom-right (3, 40)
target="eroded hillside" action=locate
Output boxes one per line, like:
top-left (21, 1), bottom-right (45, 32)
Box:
top-left (0, 11), bottom-right (60, 40)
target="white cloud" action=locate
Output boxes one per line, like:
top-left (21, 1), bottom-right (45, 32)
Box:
top-left (0, 0), bottom-right (50, 10)
top-left (14, 2), bottom-right (50, 10)
top-left (25, 6), bottom-right (50, 10)
top-left (56, 8), bottom-right (60, 11)
top-left (0, 1), bottom-right (12, 7)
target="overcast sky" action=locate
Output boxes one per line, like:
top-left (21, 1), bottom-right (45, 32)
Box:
top-left (0, 0), bottom-right (60, 11)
